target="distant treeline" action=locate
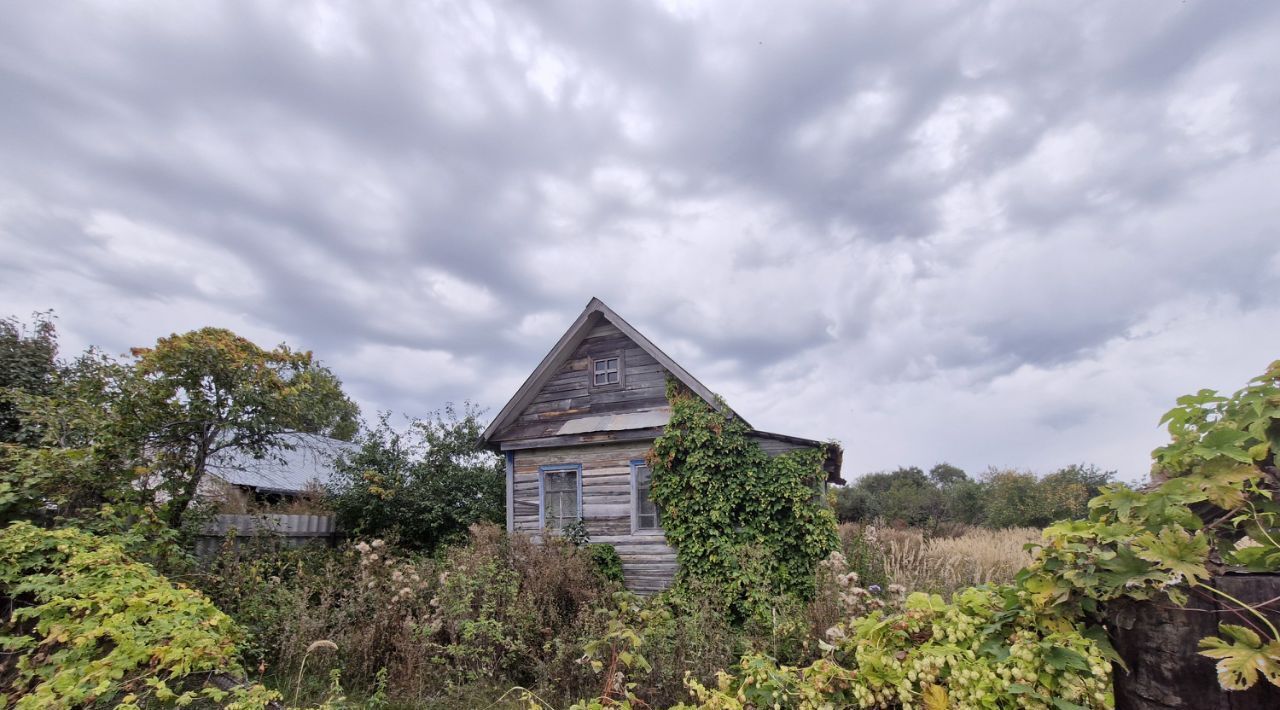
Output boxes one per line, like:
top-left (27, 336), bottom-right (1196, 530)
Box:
top-left (833, 463), bottom-right (1115, 529)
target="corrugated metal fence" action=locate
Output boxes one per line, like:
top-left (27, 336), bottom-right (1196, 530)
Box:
top-left (194, 513), bottom-right (339, 560)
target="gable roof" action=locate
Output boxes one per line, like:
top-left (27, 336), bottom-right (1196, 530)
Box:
top-left (481, 298), bottom-right (746, 443)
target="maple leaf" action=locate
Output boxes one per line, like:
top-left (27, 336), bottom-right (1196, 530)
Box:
top-left (1198, 624), bottom-right (1280, 690)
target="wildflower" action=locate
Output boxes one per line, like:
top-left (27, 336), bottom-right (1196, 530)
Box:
top-left (354, 541), bottom-right (371, 554)
top-left (869, 584), bottom-right (882, 595)
top-left (888, 584), bottom-right (906, 595)
top-left (368, 553), bottom-right (379, 562)
top-left (371, 539), bottom-right (385, 549)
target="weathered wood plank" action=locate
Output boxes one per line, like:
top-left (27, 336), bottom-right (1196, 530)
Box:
top-left (509, 441), bottom-right (676, 592)
top-left (495, 324), bottom-right (671, 442)
top-left (1109, 574), bottom-right (1280, 709)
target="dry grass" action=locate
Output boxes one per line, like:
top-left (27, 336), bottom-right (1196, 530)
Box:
top-left (875, 525), bottom-right (1041, 596)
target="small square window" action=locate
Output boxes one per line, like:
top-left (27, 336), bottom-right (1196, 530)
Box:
top-left (593, 357), bottom-right (620, 386)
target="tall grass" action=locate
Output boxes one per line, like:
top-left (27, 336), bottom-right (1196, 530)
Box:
top-left (840, 523), bottom-right (1040, 597)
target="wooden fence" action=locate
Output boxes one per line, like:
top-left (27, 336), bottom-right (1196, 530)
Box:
top-left (194, 513), bottom-right (339, 560)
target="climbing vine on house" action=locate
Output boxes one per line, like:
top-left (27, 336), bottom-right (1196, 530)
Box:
top-left (648, 379), bottom-right (838, 616)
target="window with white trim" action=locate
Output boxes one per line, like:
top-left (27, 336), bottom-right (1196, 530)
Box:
top-left (593, 356), bottom-right (620, 386)
top-left (542, 467), bottom-right (580, 530)
top-left (633, 462), bottom-right (661, 531)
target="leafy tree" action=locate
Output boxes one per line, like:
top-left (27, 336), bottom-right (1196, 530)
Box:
top-left (833, 485), bottom-right (873, 523)
top-left (941, 478), bottom-right (987, 525)
top-left (2, 318), bottom-right (361, 563)
top-left (979, 468), bottom-right (1043, 528)
top-left (859, 466), bottom-right (930, 494)
top-left (123, 328), bottom-right (359, 528)
top-left (840, 466), bottom-right (942, 525)
top-left (328, 404), bottom-right (503, 554)
top-left (0, 312), bottom-right (59, 444)
top-left (929, 462), bottom-right (969, 488)
top-left (0, 348), bottom-right (142, 525)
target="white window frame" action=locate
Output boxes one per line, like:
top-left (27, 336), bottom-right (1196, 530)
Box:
top-left (630, 459), bottom-right (662, 534)
top-left (539, 464), bottom-right (583, 531)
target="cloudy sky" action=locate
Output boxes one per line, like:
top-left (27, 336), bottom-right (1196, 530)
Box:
top-left (3, 1), bottom-right (1279, 482)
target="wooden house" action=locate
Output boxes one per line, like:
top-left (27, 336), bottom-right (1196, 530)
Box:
top-left (481, 298), bottom-right (843, 593)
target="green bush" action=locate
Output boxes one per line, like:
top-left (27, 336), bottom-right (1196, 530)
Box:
top-left (0, 521), bottom-right (278, 709)
top-left (682, 586), bottom-right (1114, 709)
top-left (587, 543), bottom-right (625, 585)
top-left (328, 407), bottom-right (503, 555)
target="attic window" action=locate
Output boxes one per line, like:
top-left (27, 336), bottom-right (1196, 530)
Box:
top-left (593, 356), bottom-right (621, 387)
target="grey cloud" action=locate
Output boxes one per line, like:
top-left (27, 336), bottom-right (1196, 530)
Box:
top-left (2, 1), bottom-right (1279, 478)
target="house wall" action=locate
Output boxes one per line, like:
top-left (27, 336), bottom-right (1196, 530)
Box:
top-left (511, 440), bottom-right (677, 594)
top-left (496, 320), bottom-right (671, 443)
top-left (750, 434), bottom-right (811, 458)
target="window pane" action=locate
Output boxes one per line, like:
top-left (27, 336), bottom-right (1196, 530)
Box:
top-left (594, 371), bottom-right (607, 385)
top-left (607, 371), bottom-right (619, 384)
top-left (595, 359), bottom-right (608, 373)
top-left (559, 490), bottom-right (579, 527)
top-left (544, 469), bottom-right (579, 529)
top-left (635, 465), bottom-right (661, 530)
top-left (546, 470), bottom-right (575, 492)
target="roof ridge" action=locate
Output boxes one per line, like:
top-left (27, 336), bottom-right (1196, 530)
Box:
top-left (480, 297), bottom-right (743, 442)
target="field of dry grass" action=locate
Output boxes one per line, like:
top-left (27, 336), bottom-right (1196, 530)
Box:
top-left (845, 524), bottom-right (1042, 596)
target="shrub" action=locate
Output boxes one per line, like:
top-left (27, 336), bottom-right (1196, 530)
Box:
top-left (586, 544), bottom-right (625, 585)
top-left (328, 407), bottom-right (503, 555)
top-left (197, 523), bottom-right (619, 707)
top-left (0, 521), bottom-right (278, 709)
top-left (683, 586), bottom-right (1114, 709)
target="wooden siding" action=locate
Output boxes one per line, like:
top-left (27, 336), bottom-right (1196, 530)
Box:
top-left (512, 441), bottom-right (676, 594)
top-left (496, 322), bottom-right (671, 443)
top-left (751, 434), bottom-right (811, 458)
